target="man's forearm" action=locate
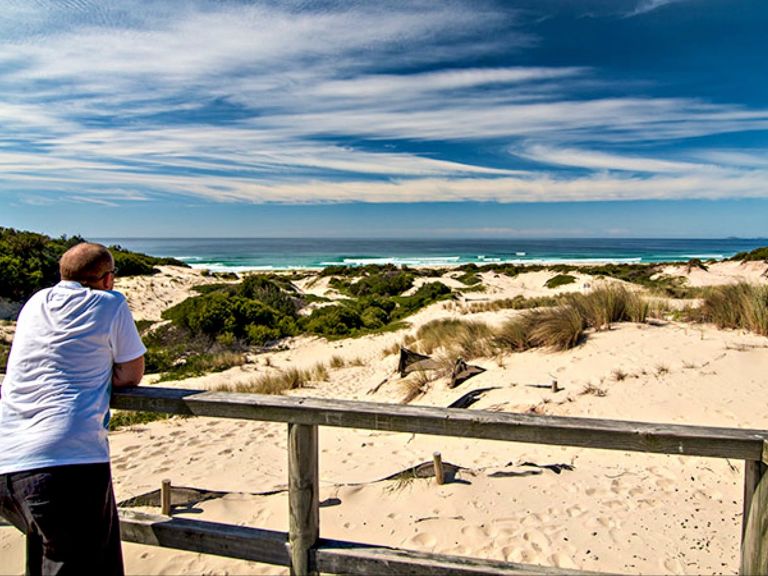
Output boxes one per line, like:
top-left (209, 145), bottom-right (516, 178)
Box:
top-left (112, 356), bottom-right (145, 388)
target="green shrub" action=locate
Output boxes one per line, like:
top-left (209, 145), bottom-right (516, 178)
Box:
top-left (348, 271), bottom-right (414, 297)
top-left (391, 282), bottom-right (452, 321)
top-left (361, 306), bottom-right (389, 329)
top-left (304, 305), bottom-right (363, 336)
top-left (456, 271), bottom-right (482, 286)
top-left (545, 274), bottom-right (576, 289)
top-left (731, 247), bottom-right (768, 262)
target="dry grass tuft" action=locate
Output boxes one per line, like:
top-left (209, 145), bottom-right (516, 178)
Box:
top-left (696, 283), bottom-right (768, 336)
top-left (569, 285), bottom-right (647, 330)
top-left (218, 367), bottom-right (310, 395)
top-left (400, 370), bottom-right (432, 404)
top-left (329, 355), bottom-right (346, 368)
top-left (580, 383), bottom-right (607, 397)
top-left (526, 306), bottom-right (585, 351)
top-left (415, 318), bottom-right (494, 358)
top-left (311, 362), bottom-right (329, 381)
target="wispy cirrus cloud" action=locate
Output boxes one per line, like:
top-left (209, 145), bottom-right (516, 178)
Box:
top-left (0, 0), bottom-right (766, 213)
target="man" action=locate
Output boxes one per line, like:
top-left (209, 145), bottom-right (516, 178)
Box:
top-left (0, 242), bottom-right (145, 576)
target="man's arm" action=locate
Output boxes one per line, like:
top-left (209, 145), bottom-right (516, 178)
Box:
top-left (112, 356), bottom-right (144, 388)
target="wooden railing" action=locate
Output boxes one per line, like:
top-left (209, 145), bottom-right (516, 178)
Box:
top-left (112, 387), bottom-right (768, 575)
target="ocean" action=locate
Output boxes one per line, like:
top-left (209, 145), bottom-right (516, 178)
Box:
top-left (93, 238), bottom-right (767, 272)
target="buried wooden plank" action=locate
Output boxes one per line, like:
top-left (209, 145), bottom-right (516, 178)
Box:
top-left (313, 541), bottom-right (614, 576)
top-left (118, 509), bottom-right (290, 566)
top-left (118, 510), bottom-right (609, 576)
top-left (112, 387), bottom-right (768, 460)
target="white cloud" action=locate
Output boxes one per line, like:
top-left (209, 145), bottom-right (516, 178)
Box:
top-left (625, 0), bottom-right (690, 17)
top-left (1, 0), bottom-right (767, 209)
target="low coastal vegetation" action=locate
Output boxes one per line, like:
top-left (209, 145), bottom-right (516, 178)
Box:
top-left (544, 273), bottom-right (577, 289)
top-left (0, 226), bottom-right (187, 303)
top-left (141, 270), bottom-right (452, 379)
top-left (730, 246), bottom-right (768, 262)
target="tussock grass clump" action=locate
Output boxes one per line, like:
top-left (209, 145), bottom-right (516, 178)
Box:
top-left (495, 315), bottom-right (534, 351)
top-left (415, 318), bottom-right (494, 358)
top-left (329, 354), bottom-right (346, 368)
top-left (697, 283), bottom-right (768, 336)
top-left (311, 362), bottom-right (329, 381)
top-left (497, 306), bottom-right (585, 352)
top-left (526, 306), bottom-right (585, 351)
top-left (568, 286), bottom-right (647, 329)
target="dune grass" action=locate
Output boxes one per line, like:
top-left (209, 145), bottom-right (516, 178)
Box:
top-left (415, 318), bottom-right (495, 358)
top-left (217, 366), bottom-right (311, 395)
top-left (526, 305), bottom-right (586, 351)
top-left (695, 283), bottom-right (768, 336)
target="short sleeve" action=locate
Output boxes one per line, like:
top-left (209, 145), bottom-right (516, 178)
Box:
top-left (110, 300), bottom-right (147, 363)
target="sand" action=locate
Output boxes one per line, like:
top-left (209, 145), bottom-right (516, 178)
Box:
top-left (1, 261), bottom-right (767, 575)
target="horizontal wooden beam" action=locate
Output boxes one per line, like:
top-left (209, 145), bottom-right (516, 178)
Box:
top-left (112, 387), bottom-right (768, 460)
top-left (313, 541), bottom-right (612, 575)
top-left (118, 509), bottom-right (290, 566)
top-left (119, 510), bottom-right (608, 575)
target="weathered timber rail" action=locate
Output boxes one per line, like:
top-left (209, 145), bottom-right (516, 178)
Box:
top-left (112, 386), bottom-right (768, 575)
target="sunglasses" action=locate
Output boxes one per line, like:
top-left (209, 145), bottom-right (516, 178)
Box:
top-left (98, 267), bottom-right (119, 279)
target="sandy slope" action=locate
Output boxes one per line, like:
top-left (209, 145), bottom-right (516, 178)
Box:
top-left (1, 262), bottom-right (767, 575)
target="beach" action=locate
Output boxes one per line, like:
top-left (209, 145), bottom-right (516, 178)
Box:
top-left (2, 260), bottom-right (768, 574)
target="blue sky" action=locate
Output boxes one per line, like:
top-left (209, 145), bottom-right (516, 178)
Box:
top-left (1, 0), bottom-right (767, 238)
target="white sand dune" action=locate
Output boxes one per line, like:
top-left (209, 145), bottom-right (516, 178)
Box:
top-left (1, 262), bottom-right (767, 575)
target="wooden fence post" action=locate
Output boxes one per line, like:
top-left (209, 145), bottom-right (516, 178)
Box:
top-left (161, 479), bottom-right (172, 516)
top-left (288, 423), bottom-right (319, 576)
top-left (741, 444), bottom-right (768, 575)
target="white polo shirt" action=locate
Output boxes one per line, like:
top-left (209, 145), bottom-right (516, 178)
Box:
top-left (0, 281), bottom-right (146, 475)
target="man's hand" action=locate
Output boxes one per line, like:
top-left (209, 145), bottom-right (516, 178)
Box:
top-left (112, 356), bottom-right (144, 388)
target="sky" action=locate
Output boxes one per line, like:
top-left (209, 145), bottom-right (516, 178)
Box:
top-left (1, 0), bottom-right (767, 238)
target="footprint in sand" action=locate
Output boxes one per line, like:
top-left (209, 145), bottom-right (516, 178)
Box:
top-left (522, 530), bottom-right (551, 553)
top-left (549, 552), bottom-right (579, 569)
top-left (410, 532), bottom-right (437, 547)
top-left (123, 445), bottom-right (141, 452)
top-left (460, 525), bottom-right (489, 539)
top-left (566, 504), bottom-right (584, 518)
top-left (662, 557), bottom-right (686, 574)
top-left (503, 547), bottom-right (532, 563)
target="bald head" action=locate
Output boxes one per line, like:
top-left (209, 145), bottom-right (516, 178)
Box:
top-left (60, 243), bottom-right (114, 286)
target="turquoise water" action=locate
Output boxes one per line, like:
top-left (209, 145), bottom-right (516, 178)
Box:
top-left (95, 238), bottom-right (767, 272)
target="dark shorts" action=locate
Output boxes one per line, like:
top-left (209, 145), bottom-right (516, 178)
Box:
top-left (0, 462), bottom-right (124, 576)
